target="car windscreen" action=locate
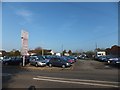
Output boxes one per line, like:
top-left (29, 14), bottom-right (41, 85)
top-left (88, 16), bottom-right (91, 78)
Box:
top-left (60, 58), bottom-right (68, 62)
top-left (64, 57), bottom-right (71, 60)
top-left (45, 56), bottom-right (51, 59)
top-left (3, 56), bottom-right (10, 59)
top-left (36, 56), bottom-right (44, 61)
top-left (68, 56), bottom-right (74, 59)
top-left (15, 58), bottom-right (22, 61)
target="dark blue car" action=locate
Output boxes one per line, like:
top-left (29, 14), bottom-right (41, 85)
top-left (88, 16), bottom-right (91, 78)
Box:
top-left (2, 56), bottom-right (29, 66)
top-left (108, 57), bottom-right (120, 65)
top-left (48, 57), bottom-right (71, 68)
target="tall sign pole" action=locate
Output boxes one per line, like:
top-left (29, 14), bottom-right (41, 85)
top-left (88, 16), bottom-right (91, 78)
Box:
top-left (21, 30), bottom-right (29, 66)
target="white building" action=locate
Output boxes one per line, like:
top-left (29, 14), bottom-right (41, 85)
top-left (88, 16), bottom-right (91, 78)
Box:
top-left (64, 53), bottom-right (69, 56)
top-left (96, 51), bottom-right (106, 58)
top-left (55, 53), bottom-right (61, 56)
top-left (50, 50), bottom-right (54, 55)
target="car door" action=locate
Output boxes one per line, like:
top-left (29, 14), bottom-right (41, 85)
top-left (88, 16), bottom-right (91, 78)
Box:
top-left (51, 58), bottom-right (57, 66)
top-left (9, 57), bottom-right (16, 65)
top-left (16, 57), bottom-right (23, 65)
top-left (33, 58), bottom-right (37, 65)
top-left (30, 57), bottom-right (36, 65)
top-left (14, 58), bottom-right (19, 65)
top-left (55, 58), bottom-right (62, 66)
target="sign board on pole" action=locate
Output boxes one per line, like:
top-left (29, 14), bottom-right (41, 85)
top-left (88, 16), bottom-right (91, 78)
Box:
top-left (21, 30), bottom-right (28, 66)
top-left (21, 30), bottom-right (29, 56)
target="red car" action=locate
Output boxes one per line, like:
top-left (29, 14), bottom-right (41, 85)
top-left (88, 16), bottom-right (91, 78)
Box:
top-left (67, 59), bottom-right (74, 64)
top-left (62, 56), bottom-right (74, 64)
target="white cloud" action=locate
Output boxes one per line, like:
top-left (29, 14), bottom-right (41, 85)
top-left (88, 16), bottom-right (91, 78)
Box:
top-left (16, 10), bottom-right (32, 17)
top-left (16, 9), bottom-right (33, 23)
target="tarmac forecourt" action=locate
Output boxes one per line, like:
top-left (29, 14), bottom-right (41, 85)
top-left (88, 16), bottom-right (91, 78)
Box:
top-left (33, 76), bottom-right (119, 88)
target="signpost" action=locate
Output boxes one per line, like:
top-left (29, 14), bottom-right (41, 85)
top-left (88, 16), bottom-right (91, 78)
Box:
top-left (21, 30), bottom-right (28, 66)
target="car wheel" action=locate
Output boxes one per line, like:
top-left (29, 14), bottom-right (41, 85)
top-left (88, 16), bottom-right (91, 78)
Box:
top-left (62, 65), bottom-right (65, 68)
top-left (35, 63), bottom-right (38, 67)
top-left (49, 63), bottom-right (52, 67)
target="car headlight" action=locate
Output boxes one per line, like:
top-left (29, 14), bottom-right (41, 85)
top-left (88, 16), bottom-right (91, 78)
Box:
top-left (108, 61), bottom-right (110, 63)
top-left (66, 63), bottom-right (69, 66)
top-left (116, 61), bottom-right (120, 63)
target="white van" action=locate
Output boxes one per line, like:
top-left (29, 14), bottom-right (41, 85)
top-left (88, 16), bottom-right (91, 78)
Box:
top-left (95, 51), bottom-right (106, 59)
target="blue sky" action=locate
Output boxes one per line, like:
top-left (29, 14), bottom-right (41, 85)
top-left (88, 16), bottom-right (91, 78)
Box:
top-left (2, 2), bottom-right (118, 52)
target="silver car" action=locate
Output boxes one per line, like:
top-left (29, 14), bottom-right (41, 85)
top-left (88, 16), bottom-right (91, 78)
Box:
top-left (29, 56), bottom-right (46, 67)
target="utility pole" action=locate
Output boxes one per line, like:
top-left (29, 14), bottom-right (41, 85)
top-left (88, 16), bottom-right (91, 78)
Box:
top-left (95, 42), bottom-right (97, 51)
top-left (61, 44), bottom-right (63, 56)
top-left (95, 42), bottom-right (97, 58)
top-left (42, 48), bottom-right (44, 56)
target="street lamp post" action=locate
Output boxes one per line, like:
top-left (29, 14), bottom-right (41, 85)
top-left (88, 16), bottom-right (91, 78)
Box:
top-left (42, 48), bottom-right (44, 56)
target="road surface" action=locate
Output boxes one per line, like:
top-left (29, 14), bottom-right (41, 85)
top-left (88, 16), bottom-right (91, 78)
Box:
top-left (2, 60), bottom-right (119, 89)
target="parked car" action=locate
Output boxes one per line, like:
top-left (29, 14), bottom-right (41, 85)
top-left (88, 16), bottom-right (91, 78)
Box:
top-left (48, 57), bottom-right (71, 68)
top-left (107, 57), bottom-right (120, 65)
top-left (2, 56), bottom-right (28, 66)
top-left (97, 56), bottom-right (108, 62)
top-left (68, 56), bottom-right (77, 62)
top-left (73, 56), bottom-right (78, 60)
top-left (77, 54), bottom-right (87, 59)
top-left (62, 56), bottom-right (75, 64)
top-left (42, 55), bottom-right (52, 65)
top-left (2, 56), bottom-right (11, 62)
top-left (29, 55), bottom-right (46, 67)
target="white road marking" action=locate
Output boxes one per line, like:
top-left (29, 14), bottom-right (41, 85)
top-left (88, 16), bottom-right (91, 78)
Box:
top-left (33, 76), bottom-right (119, 88)
top-left (36, 76), bottom-right (118, 84)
